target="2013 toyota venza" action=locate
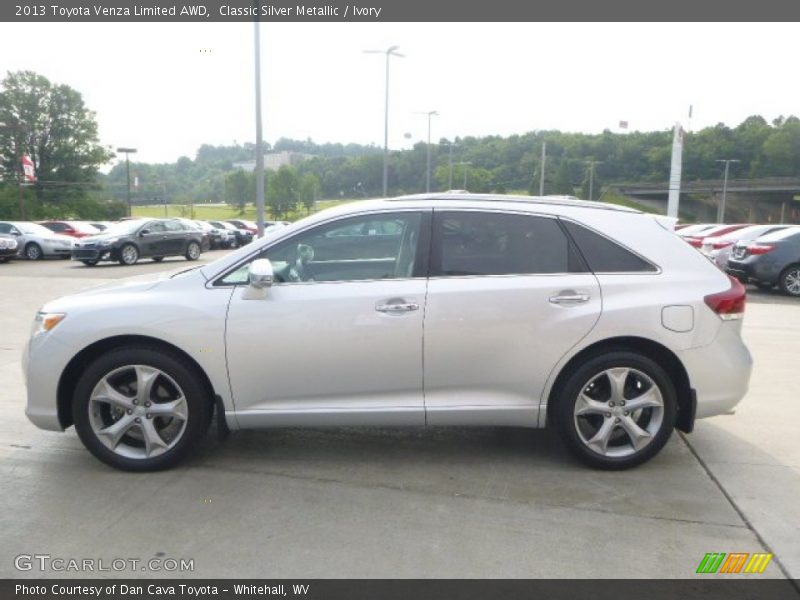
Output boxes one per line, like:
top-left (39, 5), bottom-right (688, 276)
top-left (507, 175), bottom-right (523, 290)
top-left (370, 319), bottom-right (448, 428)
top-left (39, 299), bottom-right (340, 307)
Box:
top-left (23, 194), bottom-right (753, 471)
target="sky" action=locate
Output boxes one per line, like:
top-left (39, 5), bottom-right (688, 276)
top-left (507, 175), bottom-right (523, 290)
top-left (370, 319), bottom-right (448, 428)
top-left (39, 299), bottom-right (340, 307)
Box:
top-left (0, 22), bottom-right (797, 167)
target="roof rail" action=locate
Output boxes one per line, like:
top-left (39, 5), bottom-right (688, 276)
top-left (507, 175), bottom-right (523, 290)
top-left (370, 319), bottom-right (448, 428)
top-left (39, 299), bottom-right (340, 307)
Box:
top-left (385, 192), bottom-right (639, 213)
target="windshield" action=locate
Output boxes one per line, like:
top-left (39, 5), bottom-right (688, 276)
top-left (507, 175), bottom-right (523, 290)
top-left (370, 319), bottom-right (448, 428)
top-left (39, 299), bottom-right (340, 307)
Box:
top-left (18, 222), bottom-right (54, 235)
top-left (99, 220), bottom-right (147, 236)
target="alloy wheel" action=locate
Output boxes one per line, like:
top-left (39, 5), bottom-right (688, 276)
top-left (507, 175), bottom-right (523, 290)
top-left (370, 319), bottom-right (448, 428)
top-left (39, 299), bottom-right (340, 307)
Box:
top-left (573, 367), bottom-right (664, 458)
top-left (87, 365), bottom-right (189, 460)
top-left (121, 245), bottom-right (138, 265)
top-left (783, 268), bottom-right (800, 296)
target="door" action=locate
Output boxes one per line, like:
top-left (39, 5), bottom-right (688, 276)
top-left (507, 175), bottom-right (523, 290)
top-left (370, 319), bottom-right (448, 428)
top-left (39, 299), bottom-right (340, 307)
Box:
top-left (162, 220), bottom-right (189, 254)
top-left (423, 210), bottom-right (601, 426)
top-left (138, 220), bottom-right (168, 256)
top-left (224, 210), bottom-right (430, 427)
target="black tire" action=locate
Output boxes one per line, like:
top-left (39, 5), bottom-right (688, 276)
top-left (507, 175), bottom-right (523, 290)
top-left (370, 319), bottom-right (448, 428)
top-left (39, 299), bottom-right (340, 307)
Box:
top-left (72, 346), bottom-right (213, 471)
top-left (81, 260), bottom-right (98, 266)
top-left (551, 351), bottom-right (677, 470)
top-left (118, 243), bottom-right (139, 265)
top-left (59, 255), bottom-right (70, 260)
top-left (25, 242), bottom-right (43, 260)
top-left (185, 240), bottom-right (201, 261)
top-left (778, 265), bottom-right (800, 297)
top-left (0, 257), bottom-right (9, 263)
top-left (152, 256), bottom-right (165, 263)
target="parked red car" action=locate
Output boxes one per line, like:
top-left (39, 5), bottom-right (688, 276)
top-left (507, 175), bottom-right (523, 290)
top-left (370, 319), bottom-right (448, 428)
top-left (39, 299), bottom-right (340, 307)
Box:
top-left (40, 221), bottom-right (101, 239)
top-left (681, 224), bottom-right (752, 248)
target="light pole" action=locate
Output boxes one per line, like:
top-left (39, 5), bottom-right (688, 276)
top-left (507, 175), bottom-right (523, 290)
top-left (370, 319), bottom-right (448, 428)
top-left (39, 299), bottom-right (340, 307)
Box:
top-left (441, 141), bottom-right (457, 189)
top-left (715, 159), bottom-right (740, 223)
top-left (364, 45), bottom-right (404, 197)
top-left (456, 161), bottom-right (471, 190)
top-left (583, 160), bottom-right (602, 201)
top-left (416, 110), bottom-right (439, 192)
top-left (539, 141), bottom-right (547, 196)
top-left (116, 147), bottom-right (137, 216)
top-left (253, 21), bottom-right (266, 237)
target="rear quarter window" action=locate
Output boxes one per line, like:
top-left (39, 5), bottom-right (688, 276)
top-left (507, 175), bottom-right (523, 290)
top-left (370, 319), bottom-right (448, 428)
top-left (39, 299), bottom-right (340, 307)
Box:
top-left (561, 219), bottom-right (657, 273)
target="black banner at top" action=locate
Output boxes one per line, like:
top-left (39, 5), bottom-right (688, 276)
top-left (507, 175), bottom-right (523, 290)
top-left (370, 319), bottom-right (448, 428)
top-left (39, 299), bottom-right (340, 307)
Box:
top-left (2, 0), bottom-right (800, 22)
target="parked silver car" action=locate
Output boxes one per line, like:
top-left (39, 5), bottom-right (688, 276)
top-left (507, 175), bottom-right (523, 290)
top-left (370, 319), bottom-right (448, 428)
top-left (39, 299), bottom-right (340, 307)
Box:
top-left (0, 221), bottom-right (74, 260)
top-left (24, 194), bottom-right (752, 471)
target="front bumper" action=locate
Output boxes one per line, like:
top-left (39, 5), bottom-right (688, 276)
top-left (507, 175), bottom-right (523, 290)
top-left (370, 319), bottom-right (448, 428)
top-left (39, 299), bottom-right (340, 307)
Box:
top-left (71, 246), bottom-right (115, 261)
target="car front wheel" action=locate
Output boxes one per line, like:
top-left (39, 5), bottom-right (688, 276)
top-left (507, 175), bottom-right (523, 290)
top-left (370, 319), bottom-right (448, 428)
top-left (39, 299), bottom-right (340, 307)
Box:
top-left (552, 351), bottom-right (677, 470)
top-left (25, 243), bottom-right (43, 260)
top-left (119, 243), bottom-right (139, 265)
top-left (72, 346), bottom-right (212, 471)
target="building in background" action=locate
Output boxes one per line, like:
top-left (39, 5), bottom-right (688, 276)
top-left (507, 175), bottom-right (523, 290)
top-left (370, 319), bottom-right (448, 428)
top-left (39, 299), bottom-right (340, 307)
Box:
top-left (233, 151), bottom-right (312, 172)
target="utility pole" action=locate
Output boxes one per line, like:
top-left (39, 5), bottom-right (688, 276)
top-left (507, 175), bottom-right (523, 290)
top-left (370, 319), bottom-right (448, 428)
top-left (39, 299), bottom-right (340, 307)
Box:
top-left (364, 46), bottom-right (403, 197)
top-left (253, 20), bottom-right (266, 237)
top-left (715, 159), bottom-right (740, 223)
top-left (116, 147), bottom-right (137, 217)
top-left (539, 141), bottom-right (547, 196)
top-left (667, 123), bottom-right (684, 218)
top-left (583, 160), bottom-right (602, 201)
top-left (448, 142), bottom-right (454, 189)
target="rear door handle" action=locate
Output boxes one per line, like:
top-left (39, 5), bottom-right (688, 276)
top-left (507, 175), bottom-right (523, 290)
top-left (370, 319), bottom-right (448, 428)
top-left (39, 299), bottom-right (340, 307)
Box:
top-left (549, 292), bottom-right (591, 305)
top-left (376, 302), bottom-right (420, 314)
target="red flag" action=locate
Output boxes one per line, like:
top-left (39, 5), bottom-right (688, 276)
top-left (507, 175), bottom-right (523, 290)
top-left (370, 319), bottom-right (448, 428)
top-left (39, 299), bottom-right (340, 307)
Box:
top-left (21, 155), bottom-right (36, 182)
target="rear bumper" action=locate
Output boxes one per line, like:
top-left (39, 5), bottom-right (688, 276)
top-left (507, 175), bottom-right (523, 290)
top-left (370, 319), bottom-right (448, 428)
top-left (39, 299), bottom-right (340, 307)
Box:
top-left (677, 322), bottom-right (753, 419)
top-left (727, 259), bottom-right (780, 284)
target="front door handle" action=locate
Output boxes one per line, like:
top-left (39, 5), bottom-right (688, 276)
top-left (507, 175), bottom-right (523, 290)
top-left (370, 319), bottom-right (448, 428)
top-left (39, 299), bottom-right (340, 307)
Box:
top-left (376, 302), bottom-right (420, 314)
top-left (549, 291), bottom-right (591, 305)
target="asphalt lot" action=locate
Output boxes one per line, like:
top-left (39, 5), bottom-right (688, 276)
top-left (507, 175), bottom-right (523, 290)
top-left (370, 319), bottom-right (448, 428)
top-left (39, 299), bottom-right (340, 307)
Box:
top-left (0, 253), bottom-right (799, 580)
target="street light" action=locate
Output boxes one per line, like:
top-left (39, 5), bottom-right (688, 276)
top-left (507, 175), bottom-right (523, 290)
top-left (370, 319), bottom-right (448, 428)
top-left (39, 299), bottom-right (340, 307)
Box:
top-left (254, 21), bottom-right (266, 236)
top-left (364, 45), bottom-right (404, 197)
top-left (116, 147), bottom-right (137, 216)
top-left (715, 159), bottom-right (740, 223)
top-left (415, 110), bottom-right (439, 193)
top-left (441, 141), bottom-right (457, 189)
top-left (456, 161), bottom-right (471, 190)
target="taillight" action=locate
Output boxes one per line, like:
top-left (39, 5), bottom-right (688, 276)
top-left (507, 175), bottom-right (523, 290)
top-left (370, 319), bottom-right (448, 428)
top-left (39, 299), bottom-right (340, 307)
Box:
top-left (712, 240), bottom-right (733, 250)
top-left (685, 237), bottom-right (702, 248)
top-left (704, 276), bottom-right (746, 321)
top-left (747, 243), bottom-right (774, 255)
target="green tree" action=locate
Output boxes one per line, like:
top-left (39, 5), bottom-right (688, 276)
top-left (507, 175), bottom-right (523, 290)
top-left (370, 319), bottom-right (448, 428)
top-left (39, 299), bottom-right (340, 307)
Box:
top-left (267, 166), bottom-right (298, 218)
top-left (225, 170), bottom-right (251, 214)
top-left (0, 70), bottom-right (111, 216)
top-left (298, 172), bottom-right (321, 214)
top-left (551, 160), bottom-right (575, 195)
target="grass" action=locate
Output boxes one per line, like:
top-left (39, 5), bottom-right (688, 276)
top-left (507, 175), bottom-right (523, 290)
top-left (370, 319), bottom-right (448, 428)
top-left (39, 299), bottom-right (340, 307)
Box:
top-left (132, 199), bottom-right (357, 222)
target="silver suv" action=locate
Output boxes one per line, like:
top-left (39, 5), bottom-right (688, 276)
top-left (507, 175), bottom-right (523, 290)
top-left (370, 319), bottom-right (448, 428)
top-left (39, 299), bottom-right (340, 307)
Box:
top-left (24, 194), bottom-right (752, 471)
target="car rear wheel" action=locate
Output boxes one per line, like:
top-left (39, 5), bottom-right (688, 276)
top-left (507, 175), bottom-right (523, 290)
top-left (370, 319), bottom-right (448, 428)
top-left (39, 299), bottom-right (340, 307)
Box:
top-left (552, 351), bottom-right (677, 470)
top-left (119, 243), bottom-right (139, 265)
top-left (25, 243), bottom-right (43, 260)
top-left (81, 260), bottom-right (98, 266)
top-left (152, 256), bottom-right (164, 262)
top-left (185, 241), bottom-right (201, 261)
top-left (72, 347), bottom-right (212, 471)
top-left (778, 265), bottom-right (800, 297)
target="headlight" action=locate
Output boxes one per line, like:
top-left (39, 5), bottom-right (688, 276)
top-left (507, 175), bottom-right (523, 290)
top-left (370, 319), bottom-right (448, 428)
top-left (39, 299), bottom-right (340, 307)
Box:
top-left (98, 238), bottom-right (118, 246)
top-left (31, 312), bottom-right (66, 336)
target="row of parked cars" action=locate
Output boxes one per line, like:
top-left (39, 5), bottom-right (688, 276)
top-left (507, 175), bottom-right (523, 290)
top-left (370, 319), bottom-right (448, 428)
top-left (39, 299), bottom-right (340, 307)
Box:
top-left (676, 222), bottom-right (800, 296)
top-left (0, 218), bottom-right (286, 266)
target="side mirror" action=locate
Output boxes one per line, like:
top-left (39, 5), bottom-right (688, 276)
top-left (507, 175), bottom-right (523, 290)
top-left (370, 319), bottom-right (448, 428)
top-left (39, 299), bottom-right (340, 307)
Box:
top-left (139, 229), bottom-right (150, 237)
top-left (11, 230), bottom-right (21, 236)
top-left (248, 258), bottom-right (274, 289)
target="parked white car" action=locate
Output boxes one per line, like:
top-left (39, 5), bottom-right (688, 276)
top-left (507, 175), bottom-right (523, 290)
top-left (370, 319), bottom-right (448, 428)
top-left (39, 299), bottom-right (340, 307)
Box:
top-left (700, 224), bottom-right (790, 270)
top-left (23, 194), bottom-right (752, 471)
top-left (0, 221), bottom-right (74, 259)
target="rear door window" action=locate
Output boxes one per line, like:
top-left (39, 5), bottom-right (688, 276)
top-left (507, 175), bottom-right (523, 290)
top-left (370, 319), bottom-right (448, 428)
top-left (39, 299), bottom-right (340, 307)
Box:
top-left (431, 211), bottom-right (585, 276)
